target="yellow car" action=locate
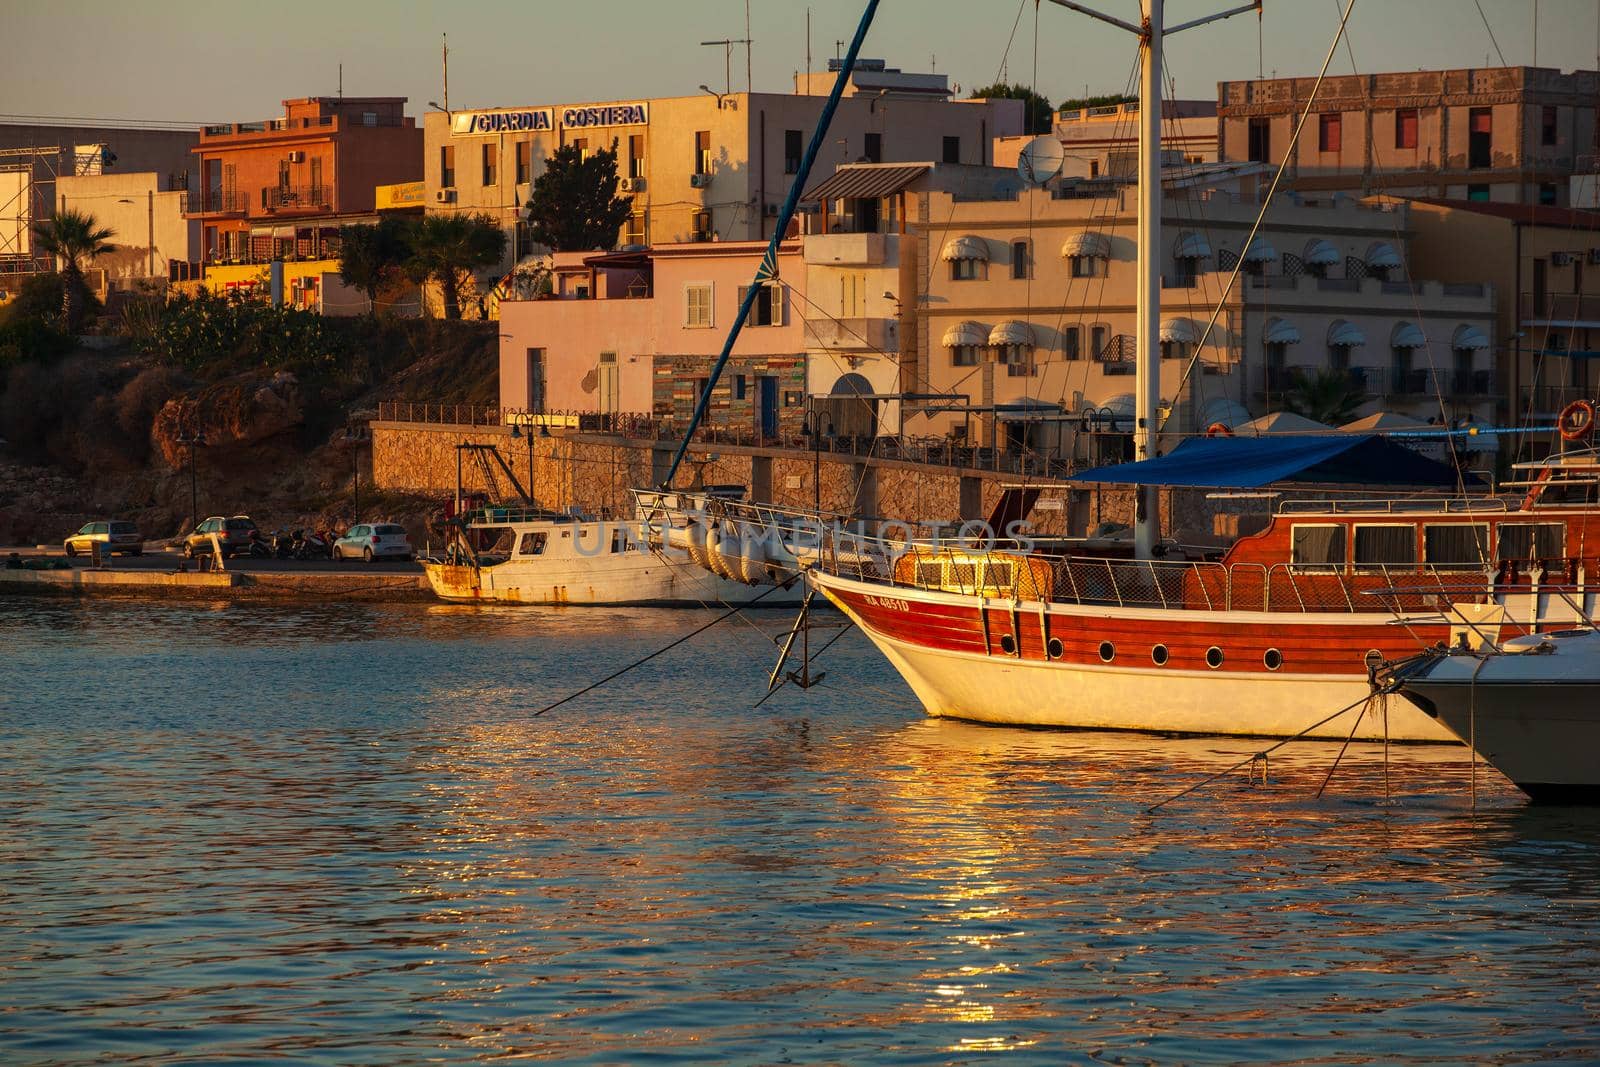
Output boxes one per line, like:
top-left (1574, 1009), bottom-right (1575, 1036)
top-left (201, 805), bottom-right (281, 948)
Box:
top-left (64, 520), bottom-right (144, 557)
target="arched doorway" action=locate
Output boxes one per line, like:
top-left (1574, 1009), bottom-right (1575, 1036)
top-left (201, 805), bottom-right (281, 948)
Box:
top-left (823, 372), bottom-right (877, 441)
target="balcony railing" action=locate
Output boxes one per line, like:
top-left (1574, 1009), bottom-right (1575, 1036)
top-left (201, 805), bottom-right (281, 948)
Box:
top-left (1387, 367), bottom-right (1437, 396)
top-left (1521, 291), bottom-right (1600, 323)
top-left (1451, 369), bottom-right (1497, 396)
top-left (189, 190), bottom-right (248, 215)
top-left (263, 185), bottom-right (332, 212)
top-left (1520, 384), bottom-right (1594, 417)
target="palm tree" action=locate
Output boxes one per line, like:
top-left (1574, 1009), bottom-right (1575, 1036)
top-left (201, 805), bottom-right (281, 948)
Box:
top-left (1283, 367), bottom-right (1367, 426)
top-left (405, 214), bottom-right (507, 320)
top-left (32, 208), bottom-right (115, 333)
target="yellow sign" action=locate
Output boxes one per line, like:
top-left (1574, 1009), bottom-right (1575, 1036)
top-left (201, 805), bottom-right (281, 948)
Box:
top-left (375, 181), bottom-right (426, 210)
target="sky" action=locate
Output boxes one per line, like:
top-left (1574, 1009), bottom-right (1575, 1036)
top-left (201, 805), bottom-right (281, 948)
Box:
top-left (3, 0), bottom-right (1598, 127)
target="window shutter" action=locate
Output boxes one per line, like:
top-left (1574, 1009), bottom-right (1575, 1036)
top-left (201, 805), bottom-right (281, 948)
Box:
top-left (772, 283), bottom-right (786, 325)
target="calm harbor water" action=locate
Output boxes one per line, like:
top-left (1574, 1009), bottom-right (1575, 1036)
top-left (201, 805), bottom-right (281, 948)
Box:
top-left (2, 597), bottom-right (1598, 1065)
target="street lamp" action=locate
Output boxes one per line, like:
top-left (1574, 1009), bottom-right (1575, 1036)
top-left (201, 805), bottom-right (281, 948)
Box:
top-left (346, 418), bottom-right (371, 519)
top-left (801, 404), bottom-right (835, 516)
top-left (174, 430), bottom-right (207, 532)
top-left (509, 418), bottom-right (550, 508)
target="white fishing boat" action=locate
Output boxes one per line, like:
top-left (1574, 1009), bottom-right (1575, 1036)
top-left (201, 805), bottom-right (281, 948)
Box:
top-left (1392, 628), bottom-right (1600, 803)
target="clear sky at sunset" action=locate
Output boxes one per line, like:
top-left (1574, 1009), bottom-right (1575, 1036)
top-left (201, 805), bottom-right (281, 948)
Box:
top-left (4, 1), bottom-right (1597, 126)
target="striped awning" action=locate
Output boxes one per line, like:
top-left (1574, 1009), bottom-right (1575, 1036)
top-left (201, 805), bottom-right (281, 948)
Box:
top-left (1366, 241), bottom-right (1403, 269)
top-left (1061, 231), bottom-right (1111, 258)
top-left (1264, 316), bottom-right (1302, 344)
top-left (941, 235), bottom-right (989, 262)
top-left (1173, 230), bottom-right (1211, 259)
top-left (1452, 324), bottom-right (1490, 350)
top-left (988, 320), bottom-right (1035, 347)
top-left (803, 163), bottom-right (929, 201)
top-left (942, 320), bottom-right (988, 347)
top-left (1241, 236), bottom-right (1279, 263)
top-left (1303, 238), bottom-right (1340, 266)
top-left (1327, 318), bottom-right (1367, 347)
top-left (1160, 317), bottom-right (1198, 343)
top-left (1391, 321), bottom-right (1428, 348)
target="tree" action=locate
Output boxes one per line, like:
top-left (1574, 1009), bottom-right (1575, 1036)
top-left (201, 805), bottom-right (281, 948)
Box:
top-left (524, 141), bottom-right (634, 253)
top-left (1284, 368), bottom-right (1367, 426)
top-left (406, 214), bottom-right (507, 320)
top-left (337, 218), bottom-right (413, 316)
top-left (970, 83), bottom-right (1054, 136)
top-left (31, 208), bottom-right (115, 333)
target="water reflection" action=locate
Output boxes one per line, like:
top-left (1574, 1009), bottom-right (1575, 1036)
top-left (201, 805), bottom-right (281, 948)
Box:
top-left (2, 598), bottom-right (1597, 1063)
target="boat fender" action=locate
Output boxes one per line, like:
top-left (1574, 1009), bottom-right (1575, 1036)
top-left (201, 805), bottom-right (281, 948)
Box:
top-left (1205, 421), bottom-right (1234, 438)
top-left (1558, 399), bottom-right (1595, 441)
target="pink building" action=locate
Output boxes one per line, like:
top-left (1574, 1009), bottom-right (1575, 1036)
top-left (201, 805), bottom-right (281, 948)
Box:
top-left (499, 240), bottom-right (809, 441)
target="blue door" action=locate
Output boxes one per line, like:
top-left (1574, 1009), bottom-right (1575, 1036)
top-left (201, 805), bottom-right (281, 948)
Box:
top-left (759, 377), bottom-right (779, 440)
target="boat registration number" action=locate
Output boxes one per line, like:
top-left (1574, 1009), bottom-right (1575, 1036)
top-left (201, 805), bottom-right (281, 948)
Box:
top-left (864, 594), bottom-right (911, 612)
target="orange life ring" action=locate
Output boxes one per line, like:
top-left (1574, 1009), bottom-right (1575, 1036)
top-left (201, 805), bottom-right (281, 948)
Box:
top-left (1205, 421), bottom-right (1234, 438)
top-left (1558, 399), bottom-right (1595, 441)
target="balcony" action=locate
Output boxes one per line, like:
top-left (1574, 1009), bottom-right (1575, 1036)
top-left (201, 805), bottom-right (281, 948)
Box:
top-left (1451, 369), bottom-right (1497, 396)
top-left (1521, 384), bottom-right (1593, 417)
top-left (1387, 367), bottom-right (1437, 396)
top-left (1521, 291), bottom-right (1600, 324)
top-left (804, 316), bottom-right (895, 352)
top-left (803, 232), bottom-right (887, 266)
top-left (262, 185), bottom-right (332, 213)
top-left (1262, 364), bottom-right (1301, 392)
top-left (187, 189), bottom-right (248, 216)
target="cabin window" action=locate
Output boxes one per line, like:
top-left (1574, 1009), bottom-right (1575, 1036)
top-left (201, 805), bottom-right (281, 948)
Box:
top-left (518, 531), bottom-right (548, 556)
top-left (610, 528), bottom-right (630, 554)
top-left (1424, 523), bottom-right (1490, 569)
top-left (1497, 523), bottom-right (1565, 561)
top-left (1353, 525), bottom-right (1416, 569)
top-left (1290, 524), bottom-right (1345, 570)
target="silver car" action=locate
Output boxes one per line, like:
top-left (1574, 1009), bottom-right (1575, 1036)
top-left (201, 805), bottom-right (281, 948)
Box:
top-left (64, 520), bottom-right (143, 557)
top-left (332, 523), bottom-right (413, 562)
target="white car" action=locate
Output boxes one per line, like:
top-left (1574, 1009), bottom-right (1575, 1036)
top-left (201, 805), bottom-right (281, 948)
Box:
top-left (332, 523), bottom-right (414, 562)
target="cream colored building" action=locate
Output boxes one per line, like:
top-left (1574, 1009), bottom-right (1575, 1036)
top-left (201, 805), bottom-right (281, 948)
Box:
top-left (55, 171), bottom-right (199, 286)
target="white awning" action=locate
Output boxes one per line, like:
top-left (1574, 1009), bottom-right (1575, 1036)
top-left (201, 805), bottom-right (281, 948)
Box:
top-left (1263, 316), bottom-right (1302, 344)
top-left (941, 235), bottom-right (988, 262)
top-left (1327, 318), bottom-right (1367, 347)
top-left (1391, 321), bottom-right (1428, 348)
top-left (1366, 241), bottom-right (1403, 269)
top-left (988, 320), bottom-right (1035, 347)
top-left (1452, 324), bottom-right (1490, 350)
top-left (1303, 238), bottom-right (1340, 266)
top-left (1173, 230), bottom-right (1211, 259)
top-left (272, 225), bottom-right (295, 239)
top-left (941, 320), bottom-right (988, 347)
top-left (1160, 317), bottom-right (1198, 343)
top-left (1061, 231), bottom-right (1111, 258)
top-left (1241, 236), bottom-right (1279, 263)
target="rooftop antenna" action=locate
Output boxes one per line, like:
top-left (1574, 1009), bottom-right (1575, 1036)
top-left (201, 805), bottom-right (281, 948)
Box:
top-left (805, 8), bottom-right (811, 93)
top-left (745, 0), bottom-right (753, 93)
top-left (442, 33), bottom-right (449, 115)
top-left (701, 38), bottom-right (751, 96)
top-left (338, 62), bottom-right (343, 98)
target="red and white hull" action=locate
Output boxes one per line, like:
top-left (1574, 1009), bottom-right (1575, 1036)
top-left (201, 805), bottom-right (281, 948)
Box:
top-left (811, 569), bottom-right (1458, 742)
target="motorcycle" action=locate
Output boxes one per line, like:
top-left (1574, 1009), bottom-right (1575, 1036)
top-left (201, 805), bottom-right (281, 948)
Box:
top-left (270, 529), bottom-right (297, 559)
top-left (245, 529), bottom-right (272, 559)
top-left (293, 529), bottom-right (332, 561)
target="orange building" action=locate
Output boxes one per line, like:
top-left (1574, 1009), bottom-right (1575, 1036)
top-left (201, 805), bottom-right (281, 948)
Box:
top-left (186, 96), bottom-right (422, 266)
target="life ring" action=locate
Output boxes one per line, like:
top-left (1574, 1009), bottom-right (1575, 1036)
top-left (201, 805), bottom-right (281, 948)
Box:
top-left (1558, 399), bottom-right (1595, 441)
top-left (1205, 421), bottom-right (1234, 438)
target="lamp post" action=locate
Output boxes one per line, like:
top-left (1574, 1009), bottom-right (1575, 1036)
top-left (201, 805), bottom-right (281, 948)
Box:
top-left (346, 418), bottom-right (370, 520)
top-left (175, 430), bottom-right (207, 532)
top-left (509, 418), bottom-right (550, 508)
top-left (802, 404), bottom-right (835, 516)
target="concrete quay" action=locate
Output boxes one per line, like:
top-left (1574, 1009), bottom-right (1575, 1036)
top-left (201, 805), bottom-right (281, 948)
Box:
top-left (1, 553), bottom-right (432, 601)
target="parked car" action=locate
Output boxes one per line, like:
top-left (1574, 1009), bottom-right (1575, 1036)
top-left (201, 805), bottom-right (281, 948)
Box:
top-left (182, 515), bottom-right (261, 559)
top-left (63, 520), bottom-right (143, 557)
top-left (332, 523), bottom-right (414, 562)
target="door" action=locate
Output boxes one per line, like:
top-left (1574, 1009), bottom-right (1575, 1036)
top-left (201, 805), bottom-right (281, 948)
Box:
top-left (758, 376), bottom-right (779, 440)
top-left (597, 353), bottom-right (618, 415)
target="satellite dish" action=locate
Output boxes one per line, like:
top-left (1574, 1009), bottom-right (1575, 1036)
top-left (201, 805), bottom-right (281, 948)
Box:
top-left (1017, 136), bottom-right (1065, 186)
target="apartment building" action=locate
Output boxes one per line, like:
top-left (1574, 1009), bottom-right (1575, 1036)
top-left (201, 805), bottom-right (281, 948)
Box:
top-left (1218, 66), bottom-right (1598, 205)
top-left (55, 171), bottom-right (200, 286)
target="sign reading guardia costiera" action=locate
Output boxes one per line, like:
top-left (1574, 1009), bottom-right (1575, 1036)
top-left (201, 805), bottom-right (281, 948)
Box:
top-left (452, 104), bottom-right (649, 136)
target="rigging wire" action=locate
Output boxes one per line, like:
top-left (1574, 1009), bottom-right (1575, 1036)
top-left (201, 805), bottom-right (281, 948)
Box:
top-left (1472, 0), bottom-right (1508, 66)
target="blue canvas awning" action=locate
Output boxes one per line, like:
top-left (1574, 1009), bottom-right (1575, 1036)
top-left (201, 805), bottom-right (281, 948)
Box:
top-left (1070, 434), bottom-right (1477, 488)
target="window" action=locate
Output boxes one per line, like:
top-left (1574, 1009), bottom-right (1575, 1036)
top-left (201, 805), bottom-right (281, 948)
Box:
top-left (739, 283), bottom-right (783, 326)
top-left (1161, 340), bottom-right (1190, 362)
top-left (1395, 108), bottom-right (1418, 149)
top-left (481, 143), bottom-right (496, 185)
top-left (628, 134), bottom-right (645, 178)
top-left (734, 374), bottom-right (747, 399)
top-left (1318, 112), bottom-right (1341, 153)
top-left (1010, 239), bottom-right (1030, 280)
top-left (361, 111), bottom-right (377, 127)
top-left (691, 209), bottom-right (711, 241)
top-left (1062, 326), bottom-right (1081, 361)
top-left (1467, 183), bottom-right (1490, 202)
top-left (572, 137), bottom-right (588, 161)
top-left (610, 528), bottom-right (631, 554)
top-left (1247, 117), bottom-right (1271, 162)
top-left (1291, 525), bottom-right (1346, 571)
top-left (518, 531), bottom-right (548, 556)
top-left (526, 348), bottom-right (546, 411)
top-left (685, 283), bottom-right (713, 327)
top-left (1069, 255), bottom-right (1097, 278)
top-left (1090, 325), bottom-right (1109, 359)
top-left (309, 157), bottom-right (322, 196)
top-left (1000, 346), bottom-right (1034, 376)
top-left (516, 141), bottom-right (531, 184)
top-left (951, 344), bottom-right (980, 366)
top-left (1542, 105), bottom-right (1558, 147)
top-left (1498, 523), bottom-right (1565, 561)
top-left (624, 208), bottom-right (646, 246)
top-left (942, 135), bottom-right (960, 164)
top-left (1354, 525), bottom-right (1416, 569)
top-left (694, 130), bottom-right (711, 174)
top-left (440, 145), bottom-right (455, 187)
top-left (1424, 524), bottom-right (1489, 569)
top-left (1468, 107), bottom-right (1492, 168)
top-left (784, 129), bottom-right (803, 174)
top-left (950, 258), bottom-right (980, 281)
top-left (1540, 183), bottom-right (1558, 206)
top-left (864, 132), bottom-right (882, 163)
top-left (840, 272), bottom-right (866, 317)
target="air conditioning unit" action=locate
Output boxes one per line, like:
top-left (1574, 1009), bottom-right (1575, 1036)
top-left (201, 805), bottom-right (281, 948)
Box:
top-left (435, 189), bottom-right (457, 203)
top-left (287, 150), bottom-right (305, 164)
top-left (619, 176), bottom-right (645, 192)
top-left (689, 173), bottom-right (713, 189)
top-left (1552, 251), bottom-right (1574, 267)
top-left (763, 202), bottom-right (779, 217)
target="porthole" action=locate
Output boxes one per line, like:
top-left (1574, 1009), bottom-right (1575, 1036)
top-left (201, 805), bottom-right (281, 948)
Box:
top-left (1205, 646), bottom-right (1224, 669)
top-left (1263, 648), bottom-right (1283, 671)
top-left (1098, 641), bottom-right (1115, 663)
top-left (1151, 644), bottom-right (1169, 666)
top-left (999, 633), bottom-right (1017, 655)
top-left (1047, 637), bottom-right (1065, 660)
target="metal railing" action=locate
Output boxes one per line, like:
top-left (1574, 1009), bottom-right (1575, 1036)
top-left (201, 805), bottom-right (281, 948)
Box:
top-left (263, 185), bottom-right (331, 211)
top-left (1521, 291), bottom-right (1600, 323)
top-left (189, 190), bottom-right (248, 214)
top-left (376, 401), bottom-right (504, 426)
